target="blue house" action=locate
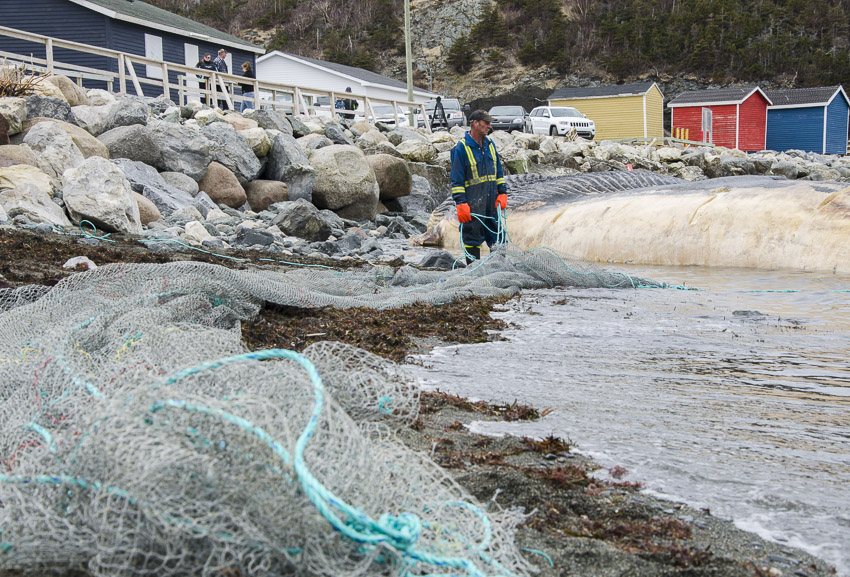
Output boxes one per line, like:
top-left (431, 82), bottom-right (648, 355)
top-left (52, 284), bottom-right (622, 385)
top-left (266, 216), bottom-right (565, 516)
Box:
top-left (763, 86), bottom-right (849, 155)
top-left (0, 0), bottom-right (263, 97)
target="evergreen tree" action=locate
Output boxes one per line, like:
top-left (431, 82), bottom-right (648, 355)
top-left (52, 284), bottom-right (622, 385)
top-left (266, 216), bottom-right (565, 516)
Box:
top-left (447, 34), bottom-right (476, 73)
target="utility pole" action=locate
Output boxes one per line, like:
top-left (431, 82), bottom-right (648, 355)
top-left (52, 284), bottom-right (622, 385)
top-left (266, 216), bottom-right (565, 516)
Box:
top-left (405, 0), bottom-right (414, 125)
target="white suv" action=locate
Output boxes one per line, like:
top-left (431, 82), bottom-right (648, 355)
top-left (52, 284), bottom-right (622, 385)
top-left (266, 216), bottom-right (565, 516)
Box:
top-left (525, 106), bottom-right (595, 139)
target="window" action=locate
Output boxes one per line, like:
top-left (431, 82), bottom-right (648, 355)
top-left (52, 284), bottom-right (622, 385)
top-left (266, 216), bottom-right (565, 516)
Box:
top-left (145, 33), bottom-right (163, 79)
top-left (701, 107), bottom-right (713, 142)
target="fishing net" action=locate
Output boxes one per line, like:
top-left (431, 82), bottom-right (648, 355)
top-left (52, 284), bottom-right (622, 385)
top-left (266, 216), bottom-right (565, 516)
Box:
top-left (0, 244), bottom-right (661, 577)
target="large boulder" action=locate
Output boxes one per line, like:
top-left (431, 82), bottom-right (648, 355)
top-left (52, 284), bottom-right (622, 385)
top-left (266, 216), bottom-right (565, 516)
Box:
top-left (23, 95), bottom-right (77, 125)
top-left (105, 97), bottom-right (149, 131)
top-left (147, 119), bottom-right (214, 181)
top-left (0, 98), bottom-right (26, 135)
top-left (244, 109), bottom-right (293, 134)
top-left (62, 156), bottom-right (142, 234)
top-left (238, 127), bottom-right (271, 157)
top-left (396, 139), bottom-right (437, 163)
top-left (0, 163), bottom-right (54, 194)
top-left (365, 154), bottom-right (412, 201)
top-left (22, 121), bottom-right (84, 181)
top-left (197, 161), bottom-right (247, 208)
top-left (112, 158), bottom-right (194, 217)
top-left (98, 124), bottom-right (161, 166)
top-left (270, 198), bottom-right (332, 241)
top-left (223, 114), bottom-right (258, 131)
top-left (134, 191), bottom-right (162, 225)
top-left (264, 132), bottom-right (314, 201)
top-left (22, 117), bottom-right (109, 159)
top-left (0, 182), bottom-right (71, 227)
top-left (201, 122), bottom-right (263, 184)
top-left (396, 174), bottom-right (439, 214)
top-left (160, 171), bottom-right (199, 197)
top-left (297, 133), bottom-right (334, 152)
top-left (45, 76), bottom-right (91, 107)
top-left (71, 103), bottom-right (113, 136)
top-left (309, 144), bottom-right (379, 220)
top-left (87, 89), bottom-right (116, 107)
top-left (245, 179), bottom-right (289, 212)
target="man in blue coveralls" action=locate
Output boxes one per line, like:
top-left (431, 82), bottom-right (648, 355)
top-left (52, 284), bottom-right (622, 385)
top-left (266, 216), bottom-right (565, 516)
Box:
top-left (450, 109), bottom-right (508, 264)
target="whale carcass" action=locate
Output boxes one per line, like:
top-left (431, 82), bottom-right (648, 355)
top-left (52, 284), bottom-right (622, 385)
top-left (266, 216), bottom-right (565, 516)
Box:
top-left (412, 171), bottom-right (850, 273)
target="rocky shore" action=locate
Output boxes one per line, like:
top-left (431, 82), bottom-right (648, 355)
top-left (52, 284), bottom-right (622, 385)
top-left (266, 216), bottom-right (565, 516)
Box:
top-left (0, 78), bottom-right (842, 576)
top-left (2, 74), bottom-right (850, 268)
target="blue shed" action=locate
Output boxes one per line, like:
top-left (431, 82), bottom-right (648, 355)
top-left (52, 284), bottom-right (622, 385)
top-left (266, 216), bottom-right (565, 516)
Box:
top-left (764, 86), bottom-right (850, 155)
top-left (0, 0), bottom-right (263, 97)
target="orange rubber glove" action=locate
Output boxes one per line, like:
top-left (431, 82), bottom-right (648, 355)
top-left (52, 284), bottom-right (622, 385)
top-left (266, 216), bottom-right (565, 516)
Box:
top-left (456, 203), bottom-right (472, 223)
top-left (496, 194), bottom-right (508, 210)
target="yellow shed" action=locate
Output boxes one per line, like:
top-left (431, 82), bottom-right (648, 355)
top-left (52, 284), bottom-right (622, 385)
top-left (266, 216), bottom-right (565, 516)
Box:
top-left (547, 82), bottom-right (665, 141)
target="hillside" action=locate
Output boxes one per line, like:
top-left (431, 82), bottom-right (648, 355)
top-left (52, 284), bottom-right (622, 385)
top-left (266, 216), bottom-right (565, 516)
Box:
top-left (148, 0), bottom-right (850, 106)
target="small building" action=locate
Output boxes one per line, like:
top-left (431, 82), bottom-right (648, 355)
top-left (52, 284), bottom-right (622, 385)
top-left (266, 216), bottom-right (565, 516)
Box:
top-left (547, 82), bottom-right (664, 141)
top-left (0, 0), bottom-right (263, 96)
top-left (667, 87), bottom-right (772, 151)
top-left (763, 86), bottom-right (849, 155)
top-left (256, 51), bottom-right (437, 107)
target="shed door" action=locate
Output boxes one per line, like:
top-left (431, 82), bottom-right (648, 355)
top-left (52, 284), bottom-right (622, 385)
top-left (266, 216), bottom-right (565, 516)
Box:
top-left (145, 33), bottom-right (163, 79)
top-left (701, 107), bottom-right (713, 143)
top-left (184, 44), bottom-right (200, 101)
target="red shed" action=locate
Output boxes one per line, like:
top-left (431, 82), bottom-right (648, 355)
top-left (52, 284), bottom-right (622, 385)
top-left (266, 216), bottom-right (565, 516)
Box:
top-left (667, 87), bottom-right (772, 151)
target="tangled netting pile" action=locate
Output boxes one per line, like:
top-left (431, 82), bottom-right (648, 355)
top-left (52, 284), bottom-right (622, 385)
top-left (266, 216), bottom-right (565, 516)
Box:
top-left (0, 244), bottom-right (662, 577)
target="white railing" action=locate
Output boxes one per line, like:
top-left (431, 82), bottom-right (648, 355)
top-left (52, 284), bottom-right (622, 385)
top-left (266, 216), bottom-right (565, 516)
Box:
top-left (0, 24), bottom-right (431, 130)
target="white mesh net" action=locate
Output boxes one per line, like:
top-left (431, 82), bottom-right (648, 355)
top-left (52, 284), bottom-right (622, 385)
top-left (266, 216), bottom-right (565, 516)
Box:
top-left (0, 244), bottom-right (661, 576)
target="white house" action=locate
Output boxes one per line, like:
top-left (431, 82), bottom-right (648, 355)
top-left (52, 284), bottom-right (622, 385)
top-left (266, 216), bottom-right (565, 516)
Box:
top-left (256, 51), bottom-right (437, 110)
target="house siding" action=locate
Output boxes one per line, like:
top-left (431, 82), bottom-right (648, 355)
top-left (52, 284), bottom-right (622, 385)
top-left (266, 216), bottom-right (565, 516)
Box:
top-left (0, 0), bottom-right (110, 77)
top-left (825, 95), bottom-right (849, 155)
top-left (645, 85), bottom-right (664, 138)
top-left (551, 95), bottom-right (641, 140)
top-left (673, 104), bottom-right (738, 147)
top-left (549, 87), bottom-right (663, 140)
top-left (738, 92), bottom-right (769, 151)
top-left (108, 19), bottom-right (255, 99)
top-left (766, 107), bottom-right (824, 153)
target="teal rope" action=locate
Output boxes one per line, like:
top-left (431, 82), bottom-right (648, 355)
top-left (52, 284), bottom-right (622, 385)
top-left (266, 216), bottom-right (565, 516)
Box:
top-left (155, 348), bottom-right (511, 576)
top-left (521, 548), bottom-right (554, 567)
top-left (138, 237), bottom-right (250, 262)
top-left (78, 220), bottom-right (115, 243)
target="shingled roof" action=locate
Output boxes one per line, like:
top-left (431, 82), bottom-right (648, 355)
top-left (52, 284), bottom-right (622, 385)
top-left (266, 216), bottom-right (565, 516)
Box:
top-left (668, 86), bottom-right (771, 107)
top-left (548, 82), bottom-right (659, 100)
top-left (68, 0), bottom-right (263, 52)
top-left (763, 86), bottom-right (848, 108)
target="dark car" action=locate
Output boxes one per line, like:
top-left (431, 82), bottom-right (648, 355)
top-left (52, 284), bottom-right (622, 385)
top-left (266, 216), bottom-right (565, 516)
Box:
top-left (487, 105), bottom-right (529, 132)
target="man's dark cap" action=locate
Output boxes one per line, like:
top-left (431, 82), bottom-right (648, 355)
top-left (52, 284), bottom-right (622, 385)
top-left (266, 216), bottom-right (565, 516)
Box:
top-left (468, 110), bottom-right (493, 123)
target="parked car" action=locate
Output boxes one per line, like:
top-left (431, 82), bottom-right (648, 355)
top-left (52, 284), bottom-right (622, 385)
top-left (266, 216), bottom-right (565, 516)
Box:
top-left (418, 98), bottom-right (467, 130)
top-left (525, 106), bottom-right (595, 139)
top-left (487, 105), bottom-right (528, 132)
top-left (369, 103), bottom-right (410, 128)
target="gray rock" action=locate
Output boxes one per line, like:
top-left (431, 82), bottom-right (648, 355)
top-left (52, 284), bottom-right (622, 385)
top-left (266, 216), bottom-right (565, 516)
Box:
top-left (98, 124), bottom-right (161, 165)
top-left (366, 154), bottom-right (412, 200)
top-left (160, 171), bottom-right (200, 196)
top-left (245, 179), bottom-right (289, 212)
top-left (0, 182), bottom-right (72, 227)
top-left (287, 115), bottom-right (312, 138)
top-left (105, 97), bottom-right (149, 131)
top-left (309, 144), bottom-right (379, 220)
top-left (270, 198), bottom-right (331, 242)
top-left (419, 250), bottom-right (462, 270)
top-left (23, 95), bottom-right (77, 125)
top-left (112, 158), bottom-right (194, 217)
top-left (298, 133), bottom-right (334, 151)
top-left (244, 109), bottom-right (293, 134)
top-left (23, 121), bottom-right (84, 182)
top-left (62, 156), bottom-right (142, 234)
top-left (265, 132), bottom-right (315, 201)
top-left (193, 191), bottom-right (219, 218)
top-left (387, 127), bottom-right (428, 146)
top-left (201, 122), bottom-right (263, 184)
top-left (235, 227), bottom-right (275, 247)
top-left (147, 119), bottom-right (214, 181)
top-left (324, 124), bottom-right (352, 145)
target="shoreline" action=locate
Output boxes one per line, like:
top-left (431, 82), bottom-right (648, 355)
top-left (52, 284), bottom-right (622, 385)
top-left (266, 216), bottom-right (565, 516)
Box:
top-left (0, 226), bottom-right (838, 577)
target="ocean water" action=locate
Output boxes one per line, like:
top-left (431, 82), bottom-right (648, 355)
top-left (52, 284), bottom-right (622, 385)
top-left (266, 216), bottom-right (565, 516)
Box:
top-left (408, 264), bottom-right (850, 575)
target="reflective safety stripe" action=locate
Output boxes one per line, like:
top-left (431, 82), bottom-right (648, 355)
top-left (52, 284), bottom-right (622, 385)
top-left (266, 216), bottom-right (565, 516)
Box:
top-left (457, 138), bottom-right (500, 193)
top-left (461, 142), bottom-right (479, 182)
